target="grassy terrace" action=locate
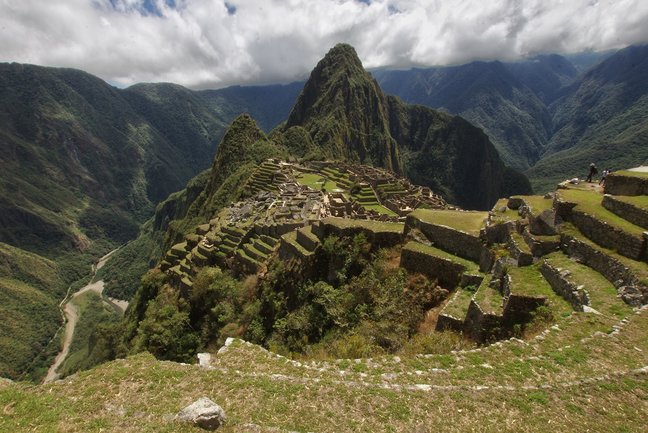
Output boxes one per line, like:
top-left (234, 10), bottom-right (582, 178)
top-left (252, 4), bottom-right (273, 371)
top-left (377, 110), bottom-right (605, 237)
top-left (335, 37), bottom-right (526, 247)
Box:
top-left (409, 209), bottom-right (487, 236)
top-left (404, 241), bottom-right (480, 273)
top-left (322, 217), bottom-right (403, 234)
top-left (442, 287), bottom-right (475, 319)
top-left (514, 195), bottom-right (554, 213)
top-left (473, 275), bottom-right (502, 314)
top-left (507, 265), bottom-right (573, 316)
top-left (490, 198), bottom-right (519, 222)
top-left (510, 231), bottom-right (532, 255)
top-left (543, 253), bottom-right (632, 319)
top-left (614, 194), bottom-right (648, 210)
top-left (362, 203), bottom-right (397, 216)
top-left (561, 223), bottom-right (648, 282)
top-left (558, 188), bottom-right (647, 236)
top-left (281, 231), bottom-right (311, 256)
top-left (614, 169), bottom-right (648, 178)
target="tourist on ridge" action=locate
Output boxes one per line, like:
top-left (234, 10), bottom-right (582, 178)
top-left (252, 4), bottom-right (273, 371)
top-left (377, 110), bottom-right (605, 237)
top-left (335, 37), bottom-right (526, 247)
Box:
top-left (586, 163), bottom-right (598, 182)
top-left (599, 168), bottom-right (611, 185)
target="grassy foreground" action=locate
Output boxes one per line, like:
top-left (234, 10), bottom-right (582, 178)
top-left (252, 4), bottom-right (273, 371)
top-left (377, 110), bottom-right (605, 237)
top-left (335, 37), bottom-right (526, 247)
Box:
top-left (2, 302), bottom-right (647, 432)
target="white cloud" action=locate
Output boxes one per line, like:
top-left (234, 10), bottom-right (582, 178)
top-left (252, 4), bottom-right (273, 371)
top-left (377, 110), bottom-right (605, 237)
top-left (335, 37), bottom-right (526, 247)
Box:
top-left (0, 0), bottom-right (646, 89)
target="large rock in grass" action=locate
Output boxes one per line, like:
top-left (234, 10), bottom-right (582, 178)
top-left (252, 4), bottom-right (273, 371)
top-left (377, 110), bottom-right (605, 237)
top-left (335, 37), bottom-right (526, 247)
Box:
top-left (177, 397), bottom-right (226, 430)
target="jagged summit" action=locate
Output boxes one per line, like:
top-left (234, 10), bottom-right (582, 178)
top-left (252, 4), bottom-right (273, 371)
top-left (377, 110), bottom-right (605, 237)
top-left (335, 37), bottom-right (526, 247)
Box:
top-left (286, 43), bottom-right (399, 172)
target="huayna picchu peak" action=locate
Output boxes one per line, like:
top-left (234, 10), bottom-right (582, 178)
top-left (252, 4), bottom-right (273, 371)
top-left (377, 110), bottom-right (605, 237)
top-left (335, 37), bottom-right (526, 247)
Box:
top-left (285, 43), bottom-right (531, 210)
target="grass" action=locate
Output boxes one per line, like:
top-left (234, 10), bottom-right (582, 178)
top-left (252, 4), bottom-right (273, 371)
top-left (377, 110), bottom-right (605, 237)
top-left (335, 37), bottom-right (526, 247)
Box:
top-left (473, 275), bottom-right (502, 314)
top-left (613, 170), bottom-right (648, 178)
top-left (409, 209), bottom-right (487, 236)
top-left (543, 253), bottom-right (633, 319)
top-left (322, 217), bottom-right (404, 234)
top-left (490, 198), bottom-right (519, 222)
top-left (403, 242), bottom-right (480, 273)
top-left (513, 195), bottom-right (554, 213)
top-left (295, 172), bottom-right (325, 190)
top-left (507, 265), bottom-right (573, 316)
top-left (558, 188), bottom-right (647, 236)
top-left (1, 303), bottom-right (647, 432)
top-left (362, 203), bottom-right (398, 216)
top-left (442, 288), bottom-right (475, 319)
top-left (613, 195), bottom-right (648, 211)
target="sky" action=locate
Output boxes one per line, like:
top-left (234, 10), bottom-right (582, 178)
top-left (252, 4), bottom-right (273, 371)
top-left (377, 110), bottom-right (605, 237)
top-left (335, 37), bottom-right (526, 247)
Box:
top-left (1, 0), bottom-right (647, 89)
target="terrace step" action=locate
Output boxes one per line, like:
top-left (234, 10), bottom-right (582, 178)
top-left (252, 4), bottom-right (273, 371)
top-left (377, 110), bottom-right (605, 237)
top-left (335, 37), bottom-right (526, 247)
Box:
top-left (602, 195), bottom-right (648, 230)
top-left (560, 224), bottom-right (648, 306)
top-left (405, 209), bottom-right (488, 265)
top-left (507, 231), bottom-right (533, 266)
top-left (436, 287), bottom-right (475, 331)
top-left (541, 252), bottom-right (632, 318)
top-left (503, 265), bottom-right (573, 324)
top-left (295, 226), bottom-right (321, 252)
top-left (400, 241), bottom-right (483, 289)
top-left (557, 189), bottom-right (647, 261)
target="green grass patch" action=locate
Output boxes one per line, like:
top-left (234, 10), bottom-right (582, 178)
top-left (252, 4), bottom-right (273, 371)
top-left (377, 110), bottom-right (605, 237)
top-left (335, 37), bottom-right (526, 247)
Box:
top-left (403, 242), bottom-right (480, 272)
top-left (409, 209), bottom-right (487, 235)
top-left (507, 265), bottom-right (573, 315)
top-left (558, 189), bottom-right (646, 236)
top-left (543, 253), bottom-right (632, 318)
top-left (442, 288), bottom-right (474, 319)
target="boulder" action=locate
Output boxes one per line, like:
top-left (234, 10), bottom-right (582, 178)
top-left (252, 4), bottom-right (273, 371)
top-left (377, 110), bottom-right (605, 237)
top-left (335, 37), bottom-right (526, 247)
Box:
top-left (177, 397), bottom-right (226, 430)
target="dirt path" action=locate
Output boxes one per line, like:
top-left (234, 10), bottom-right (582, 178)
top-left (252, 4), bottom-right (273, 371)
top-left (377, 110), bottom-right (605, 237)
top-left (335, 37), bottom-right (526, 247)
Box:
top-left (43, 248), bottom-right (126, 383)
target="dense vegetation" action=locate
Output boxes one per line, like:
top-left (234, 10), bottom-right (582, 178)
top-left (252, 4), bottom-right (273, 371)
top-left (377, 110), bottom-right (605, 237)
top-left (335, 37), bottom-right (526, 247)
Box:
top-left (126, 235), bottom-right (461, 362)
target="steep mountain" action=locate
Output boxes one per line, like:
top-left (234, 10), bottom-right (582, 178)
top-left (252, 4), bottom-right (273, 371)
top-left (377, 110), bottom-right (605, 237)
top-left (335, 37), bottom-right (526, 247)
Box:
top-left (528, 44), bottom-right (648, 192)
top-left (0, 242), bottom-right (65, 380)
top-left (199, 82), bottom-right (303, 132)
top-left (0, 63), bottom-right (228, 257)
top-left (505, 54), bottom-right (579, 104)
top-left (0, 64), bottom-right (229, 380)
top-left (373, 61), bottom-right (552, 170)
top-left (285, 44), bottom-right (401, 172)
top-left (287, 44), bottom-right (531, 208)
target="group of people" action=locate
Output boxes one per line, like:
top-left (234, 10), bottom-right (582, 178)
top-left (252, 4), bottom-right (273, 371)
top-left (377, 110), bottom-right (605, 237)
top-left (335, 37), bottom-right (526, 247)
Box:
top-left (586, 163), bottom-right (611, 185)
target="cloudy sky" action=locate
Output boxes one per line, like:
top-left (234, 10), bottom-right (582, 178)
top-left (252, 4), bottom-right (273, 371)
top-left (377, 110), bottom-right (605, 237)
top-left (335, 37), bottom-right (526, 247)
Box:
top-left (1, 0), bottom-right (647, 89)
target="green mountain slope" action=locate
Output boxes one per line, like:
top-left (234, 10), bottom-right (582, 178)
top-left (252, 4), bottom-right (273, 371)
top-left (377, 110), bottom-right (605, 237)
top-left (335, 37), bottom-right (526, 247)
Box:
top-left (0, 64), bottom-right (228, 257)
top-left (373, 60), bottom-right (554, 171)
top-left (528, 45), bottom-right (648, 192)
top-left (199, 82), bottom-right (303, 132)
top-left (0, 243), bottom-right (65, 380)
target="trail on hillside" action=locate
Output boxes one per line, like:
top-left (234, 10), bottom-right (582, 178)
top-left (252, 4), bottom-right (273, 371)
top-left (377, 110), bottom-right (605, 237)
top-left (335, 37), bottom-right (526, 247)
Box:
top-left (43, 248), bottom-right (127, 383)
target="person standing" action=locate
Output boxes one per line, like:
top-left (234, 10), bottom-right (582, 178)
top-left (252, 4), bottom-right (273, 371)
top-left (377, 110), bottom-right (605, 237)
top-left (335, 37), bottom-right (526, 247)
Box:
top-left (599, 168), bottom-right (611, 185)
top-left (586, 163), bottom-right (598, 182)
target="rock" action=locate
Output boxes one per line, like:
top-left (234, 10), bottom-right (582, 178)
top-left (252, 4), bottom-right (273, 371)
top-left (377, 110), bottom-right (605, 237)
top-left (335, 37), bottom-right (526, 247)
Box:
top-left (197, 353), bottom-right (211, 367)
top-left (177, 397), bottom-right (226, 431)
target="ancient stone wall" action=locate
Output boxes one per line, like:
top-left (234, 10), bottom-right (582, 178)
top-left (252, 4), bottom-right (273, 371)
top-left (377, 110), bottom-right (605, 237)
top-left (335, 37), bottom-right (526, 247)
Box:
top-left (522, 231), bottom-right (560, 257)
top-left (502, 294), bottom-right (545, 326)
top-left (405, 216), bottom-right (485, 263)
top-left (570, 211), bottom-right (645, 260)
top-left (539, 261), bottom-right (589, 311)
top-left (400, 246), bottom-right (466, 288)
top-left (602, 195), bottom-right (648, 230)
top-left (605, 174), bottom-right (648, 196)
top-left (483, 221), bottom-right (514, 245)
top-left (464, 300), bottom-right (503, 343)
top-left (561, 234), bottom-right (648, 306)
